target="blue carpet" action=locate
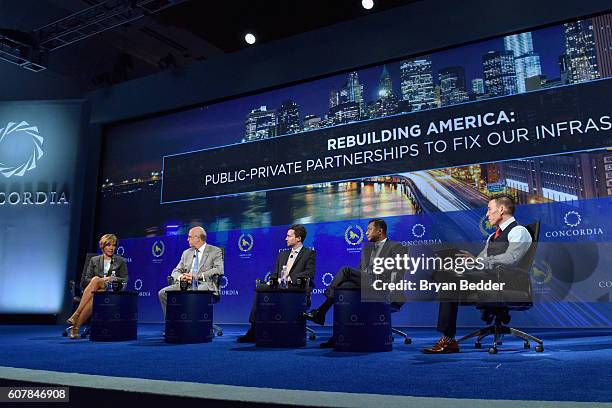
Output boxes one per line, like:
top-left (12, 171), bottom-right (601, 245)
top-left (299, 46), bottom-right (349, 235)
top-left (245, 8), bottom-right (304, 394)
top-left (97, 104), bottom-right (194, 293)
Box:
top-left (0, 324), bottom-right (610, 402)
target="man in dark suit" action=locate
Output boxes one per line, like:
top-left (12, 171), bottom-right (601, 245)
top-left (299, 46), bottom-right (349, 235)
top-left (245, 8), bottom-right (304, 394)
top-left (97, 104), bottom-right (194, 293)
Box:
top-left (237, 224), bottom-right (316, 343)
top-left (303, 218), bottom-right (407, 347)
top-left (422, 194), bottom-right (532, 354)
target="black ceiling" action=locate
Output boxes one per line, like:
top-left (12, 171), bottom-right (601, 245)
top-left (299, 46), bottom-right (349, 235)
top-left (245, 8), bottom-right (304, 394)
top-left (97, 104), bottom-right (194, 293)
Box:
top-left (1, 0), bottom-right (420, 90)
top-left (155, 0), bottom-right (419, 54)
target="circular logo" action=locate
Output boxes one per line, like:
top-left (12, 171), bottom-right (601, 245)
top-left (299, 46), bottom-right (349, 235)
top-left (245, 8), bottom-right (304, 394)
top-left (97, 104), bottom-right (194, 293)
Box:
top-left (104, 297), bottom-right (110, 304)
top-left (530, 260), bottom-right (553, 285)
top-left (134, 278), bottom-right (143, 291)
top-left (263, 296), bottom-right (270, 303)
top-left (564, 211), bottom-right (581, 228)
top-left (345, 225), bottom-right (364, 246)
top-left (479, 214), bottom-right (496, 237)
top-left (379, 314), bottom-right (386, 322)
top-left (337, 334), bottom-right (345, 343)
top-left (321, 273), bottom-right (334, 287)
top-left (203, 313), bottom-right (209, 319)
top-left (152, 240), bottom-right (165, 258)
top-left (180, 313), bottom-right (187, 320)
top-left (238, 234), bottom-right (254, 252)
top-left (171, 297), bottom-right (177, 304)
top-left (0, 121), bottom-right (43, 178)
top-left (411, 223), bottom-right (426, 238)
top-left (350, 314), bottom-right (358, 322)
top-left (338, 295), bottom-right (344, 302)
top-left (275, 314), bottom-right (282, 321)
top-left (114, 313), bottom-right (121, 319)
top-left (219, 276), bottom-right (229, 289)
top-left (116, 246), bottom-right (125, 256)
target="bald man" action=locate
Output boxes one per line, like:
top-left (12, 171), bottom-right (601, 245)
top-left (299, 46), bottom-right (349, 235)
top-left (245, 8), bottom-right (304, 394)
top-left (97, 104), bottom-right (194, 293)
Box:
top-left (158, 226), bottom-right (224, 319)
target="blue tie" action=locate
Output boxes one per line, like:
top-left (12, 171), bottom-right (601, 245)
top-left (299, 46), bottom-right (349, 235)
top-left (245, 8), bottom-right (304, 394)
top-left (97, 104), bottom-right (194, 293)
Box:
top-left (192, 249), bottom-right (199, 289)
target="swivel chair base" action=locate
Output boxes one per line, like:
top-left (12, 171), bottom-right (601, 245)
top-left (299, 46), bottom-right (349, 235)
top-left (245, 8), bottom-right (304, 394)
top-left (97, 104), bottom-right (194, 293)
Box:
top-left (457, 313), bottom-right (544, 354)
top-left (392, 328), bottom-right (412, 344)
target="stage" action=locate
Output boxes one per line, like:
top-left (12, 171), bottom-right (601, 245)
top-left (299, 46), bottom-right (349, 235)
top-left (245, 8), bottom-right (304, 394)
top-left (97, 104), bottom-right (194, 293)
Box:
top-left (0, 324), bottom-right (610, 407)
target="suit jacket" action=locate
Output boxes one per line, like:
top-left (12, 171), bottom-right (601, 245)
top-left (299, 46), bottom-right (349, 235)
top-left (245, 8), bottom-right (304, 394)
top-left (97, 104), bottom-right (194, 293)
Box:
top-left (81, 255), bottom-right (128, 290)
top-left (360, 240), bottom-right (408, 282)
top-left (269, 247), bottom-right (316, 286)
top-left (172, 244), bottom-right (224, 294)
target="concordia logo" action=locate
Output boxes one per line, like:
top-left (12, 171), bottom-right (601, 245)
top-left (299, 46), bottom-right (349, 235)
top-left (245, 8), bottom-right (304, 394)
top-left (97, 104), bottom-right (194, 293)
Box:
top-left (0, 121), bottom-right (43, 178)
top-left (544, 210), bottom-right (604, 238)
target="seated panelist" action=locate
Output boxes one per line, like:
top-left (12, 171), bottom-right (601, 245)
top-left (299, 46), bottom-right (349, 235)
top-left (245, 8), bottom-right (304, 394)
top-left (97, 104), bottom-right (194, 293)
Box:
top-left (157, 226), bottom-right (224, 319)
top-left (304, 219), bottom-right (407, 348)
top-left (67, 234), bottom-right (128, 339)
top-left (237, 224), bottom-right (316, 343)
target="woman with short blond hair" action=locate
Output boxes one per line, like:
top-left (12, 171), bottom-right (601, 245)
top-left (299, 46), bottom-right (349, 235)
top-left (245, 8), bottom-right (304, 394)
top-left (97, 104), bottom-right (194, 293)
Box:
top-left (66, 234), bottom-right (128, 339)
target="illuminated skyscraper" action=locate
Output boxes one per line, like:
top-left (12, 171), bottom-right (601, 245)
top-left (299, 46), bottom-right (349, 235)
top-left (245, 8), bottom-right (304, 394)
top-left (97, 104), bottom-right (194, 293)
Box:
top-left (369, 65), bottom-right (399, 118)
top-left (329, 89), bottom-right (340, 109)
top-left (244, 106), bottom-right (277, 141)
top-left (504, 32), bottom-right (542, 93)
top-left (593, 13), bottom-right (612, 78)
top-left (483, 50), bottom-right (517, 96)
top-left (329, 101), bottom-right (360, 125)
top-left (400, 57), bottom-right (435, 111)
top-left (342, 72), bottom-right (365, 118)
top-left (438, 66), bottom-right (468, 106)
top-left (472, 78), bottom-right (485, 95)
top-left (565, 19), bottom-right (600, 83)
top-left (277, 100), bottom-right (301, 135)
top-left (378, 65), bottom-right (394, 98)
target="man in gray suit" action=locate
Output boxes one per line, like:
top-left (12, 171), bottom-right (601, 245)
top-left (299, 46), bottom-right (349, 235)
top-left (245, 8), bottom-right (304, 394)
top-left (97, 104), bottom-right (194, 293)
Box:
top-left (158, 226), bottom-right (224, 319)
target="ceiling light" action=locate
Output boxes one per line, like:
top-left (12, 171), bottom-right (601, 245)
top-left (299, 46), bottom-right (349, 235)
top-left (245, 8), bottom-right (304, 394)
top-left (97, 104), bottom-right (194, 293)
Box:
top-left (362, 0), bottom-right (374, 10)
top-left (244, 33), bottom-right (256, 45)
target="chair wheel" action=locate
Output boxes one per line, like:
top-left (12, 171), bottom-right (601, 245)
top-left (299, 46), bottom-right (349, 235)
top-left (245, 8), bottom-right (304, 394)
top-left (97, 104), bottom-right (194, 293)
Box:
top-left (475, 342), bottom-right (481, 349)
top-left (535, 345), bottom-right (544, 352)
top-left (524, 341), bottom-right (530, 349)
top-left (309, 334), bottom-right (316, 340)
top-left (488, 347), bottom-right (498, 354)
top-left (404, 338), bottom-right (412, 345)
top-left (217, 331), bottom-right (223, 336)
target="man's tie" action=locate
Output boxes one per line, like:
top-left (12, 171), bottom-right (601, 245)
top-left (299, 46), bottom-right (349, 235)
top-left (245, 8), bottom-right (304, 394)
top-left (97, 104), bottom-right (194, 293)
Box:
top-left (192, 249), bottom-right (200, 289)
top-left (283, 249), bottom-right (298, 281)
top-left (493, 227), bottom-right (502, 240)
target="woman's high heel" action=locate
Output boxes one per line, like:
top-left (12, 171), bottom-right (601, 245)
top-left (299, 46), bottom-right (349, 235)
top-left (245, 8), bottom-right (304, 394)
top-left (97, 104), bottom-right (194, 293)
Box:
top-left (68, 326), bottom-right (80, 340)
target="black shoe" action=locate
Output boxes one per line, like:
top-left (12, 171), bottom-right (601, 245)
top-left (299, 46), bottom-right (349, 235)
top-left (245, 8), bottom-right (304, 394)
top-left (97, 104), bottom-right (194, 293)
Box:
top-left (303, 309), bottom-right (325, 325)
top-left (237, 326), bottom-right (256, 343)
top-left (320, 337), bottom-right (335, 348)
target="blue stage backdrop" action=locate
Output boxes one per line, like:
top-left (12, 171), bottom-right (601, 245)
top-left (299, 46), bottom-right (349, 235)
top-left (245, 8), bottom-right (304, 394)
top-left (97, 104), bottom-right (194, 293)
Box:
top-left (96, 12), bottom-right (612, 326)
top-left (0, 100), bottom-right (85, 314)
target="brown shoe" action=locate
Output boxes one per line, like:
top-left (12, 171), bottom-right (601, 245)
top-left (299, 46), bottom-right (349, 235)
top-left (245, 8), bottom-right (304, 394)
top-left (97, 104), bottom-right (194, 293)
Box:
top-left (422, 337), bottom-right (460, 354)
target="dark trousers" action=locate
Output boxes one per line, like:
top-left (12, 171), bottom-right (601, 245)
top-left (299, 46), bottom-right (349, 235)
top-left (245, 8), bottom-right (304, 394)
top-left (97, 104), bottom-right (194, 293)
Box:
top-left (324, 267), bottom-right (361, 299)
top-left (434, 269), bottom-right (490, 338)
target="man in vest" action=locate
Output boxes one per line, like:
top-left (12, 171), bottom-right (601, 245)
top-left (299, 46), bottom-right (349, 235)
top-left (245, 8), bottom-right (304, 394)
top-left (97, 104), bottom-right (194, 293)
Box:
top-left (422, 194), bottom-right (532, 354)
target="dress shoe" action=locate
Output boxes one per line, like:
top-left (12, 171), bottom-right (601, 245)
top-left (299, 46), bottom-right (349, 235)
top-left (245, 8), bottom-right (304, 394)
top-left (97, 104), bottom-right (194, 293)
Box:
top-left (320, 337), bottom-right (335, 348)
top-left (422, 337), bottom-right (460, 354)
top-left (237, 326), bottom-right (256, 343)
top-left (68, 326), bottom-right (80, 340)
top-left (303, 309), bottom-right (325, 325)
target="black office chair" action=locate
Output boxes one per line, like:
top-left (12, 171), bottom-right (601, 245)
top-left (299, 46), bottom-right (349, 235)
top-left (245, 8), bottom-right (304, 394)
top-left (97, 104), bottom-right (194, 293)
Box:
top-left (457, 221), bottom-right (544, 354)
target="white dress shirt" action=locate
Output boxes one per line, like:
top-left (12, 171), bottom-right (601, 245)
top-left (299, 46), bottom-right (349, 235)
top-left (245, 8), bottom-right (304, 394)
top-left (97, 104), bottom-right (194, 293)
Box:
top-left (477, 217), bottom-right (532, 269)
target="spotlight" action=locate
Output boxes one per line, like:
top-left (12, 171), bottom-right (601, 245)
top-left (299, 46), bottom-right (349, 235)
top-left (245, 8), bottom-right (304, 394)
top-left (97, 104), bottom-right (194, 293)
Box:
top-left (244, 33), bottom-right (256, 45)
top-left (362, 0), bottom-right (374, 10)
